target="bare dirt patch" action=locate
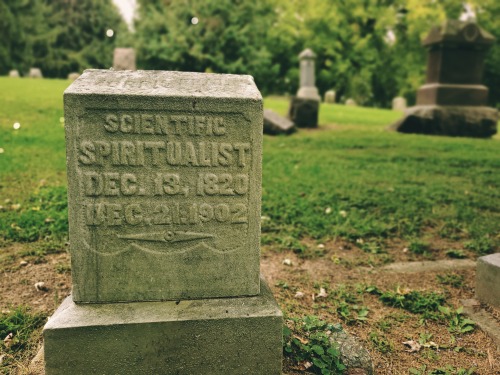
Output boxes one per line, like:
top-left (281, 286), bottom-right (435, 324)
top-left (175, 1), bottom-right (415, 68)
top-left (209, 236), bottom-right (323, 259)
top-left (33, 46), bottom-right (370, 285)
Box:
top-left (1, 240), bottom-right (499, 374)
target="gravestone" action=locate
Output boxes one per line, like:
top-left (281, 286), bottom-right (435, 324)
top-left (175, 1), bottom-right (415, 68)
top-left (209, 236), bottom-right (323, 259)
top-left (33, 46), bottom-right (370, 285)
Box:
top-left (345, 98), bottom-right (357, 106)
top-left (263, 109), bottom-right (296, 135)
top-left (389, 20), bottom-right (498, 137)
top-left (392, 96), bottom-right (407, 111)
top-left (29, 68), bottom-right (43, 78)
top-left (8, 70), bottom-right (19, 78)
top-left (113, 48), bottom-right (136, 70)
top-left (288, 48), bottom-right (320, 128)
top-left (476, 253), bottom-right (500, 308)
top-left (43, 70), bottom-right (283, 374)
top-left (324, 90), bottom-right (336, 103)
top-left (67, 72), bottom-right (80, 81)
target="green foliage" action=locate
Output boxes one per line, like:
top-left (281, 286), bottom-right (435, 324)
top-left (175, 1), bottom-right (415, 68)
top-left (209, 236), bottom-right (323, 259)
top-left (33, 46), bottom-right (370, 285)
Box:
top-left (437, 306), bottom-right (475, 335)
top-left (283, 316), bottom-right (346, 375)
top-left (379, 289), bottom-right (445, 315)
top-left (0, 306), bottom-right (46, 370)
top-left (369, 331), bottom-right (394, 353)
top-left (445, 249), bottom-right (466, 259)
top-left (0, 0), bottom-right (129, 77)
top-left (135, 0), bottom-right (278, 95)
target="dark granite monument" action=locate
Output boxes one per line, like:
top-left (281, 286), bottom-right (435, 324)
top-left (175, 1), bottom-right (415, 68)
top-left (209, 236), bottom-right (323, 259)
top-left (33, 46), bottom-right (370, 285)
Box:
top-left (390, 20), bottom-right (498, 137)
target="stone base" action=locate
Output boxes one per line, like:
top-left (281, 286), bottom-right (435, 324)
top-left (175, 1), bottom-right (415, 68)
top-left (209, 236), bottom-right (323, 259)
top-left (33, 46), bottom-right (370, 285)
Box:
top-left (388, 105), bottom-right (498, 138)
top-left (43, 278), bottom-right (283, 375)
top-left (476, 253), bottom-right (500, 308)
top-left (417, 83), bottom-right (489, 106)
top-left (288, 96), bottom-right (319, 128)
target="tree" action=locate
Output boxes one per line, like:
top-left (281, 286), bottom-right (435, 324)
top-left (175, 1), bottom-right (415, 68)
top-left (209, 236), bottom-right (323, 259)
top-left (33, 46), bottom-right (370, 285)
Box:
top-left (134, 0), bottom-right (280, 95)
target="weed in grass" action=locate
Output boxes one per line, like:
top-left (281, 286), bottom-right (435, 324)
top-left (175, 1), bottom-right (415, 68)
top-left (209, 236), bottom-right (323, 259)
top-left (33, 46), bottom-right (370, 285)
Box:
top-left (283, 316), bottom-right (346, 375)
top-left (410, 365), bottom-right (477, 375)
top-left (464, 236), bottom-right (495, 255)
top-left (379, 288), bottom-right (445, 315)
top-left (436, 273), bottom-right (464, 288)
top-left (275, 280), bottom-right (289, 290)
top-left (445, 249), bottom-right (467, 259)
top-left (408, 239), bottom-right (431, 256)
top-left (0, 306), bottom-right (46, 371)
top-left (368, 331), bottom-right (394, 353)
top-left (54, 263), bottom-right (71, 274)
top-left (438, 306), bottom-right (475, 335)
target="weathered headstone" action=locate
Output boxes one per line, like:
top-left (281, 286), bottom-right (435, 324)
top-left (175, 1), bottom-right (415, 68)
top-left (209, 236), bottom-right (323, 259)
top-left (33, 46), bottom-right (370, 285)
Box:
top-left (264, 109), bottom-right (296, 135)
top-left (392, 96), bottom-right (407, 111)
top-left (389, 20), bottom-right (498, 137)
top-left (324, 90), bottom-right (336, 103)
top-left (29, 68), bottom-right (43, 78)
top-left (43, 70), bottom-right (283, 374)
top-left (8, 70), bottom-right (19, 78)
top-left (288, 48), bottom-right (320, 128)
top-left (345, 98), bottom-right (357, 106)
top-left (113, 48), bottom-right (136, 70)
top-left (67, 72), bottom-right (80, 81)
top-left (476, 253), bottom-right (500, 308)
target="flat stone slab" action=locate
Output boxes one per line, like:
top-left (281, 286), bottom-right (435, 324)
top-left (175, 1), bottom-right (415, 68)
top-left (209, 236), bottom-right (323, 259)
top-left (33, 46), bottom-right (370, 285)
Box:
top-left (64, 70), bottom-right (263, 302)
top-left (476, 253), bottom-right (500, 308)
top-left (263, 109), bottom-right (296, 135)
top-left (388, 105), bottom-right (498, 138)
top-left (461, 299), bottom-right (500, 351)
top-left (382, 259), bottom-right (476, 273)
top-left (43, 278), bottom-right (283, 375)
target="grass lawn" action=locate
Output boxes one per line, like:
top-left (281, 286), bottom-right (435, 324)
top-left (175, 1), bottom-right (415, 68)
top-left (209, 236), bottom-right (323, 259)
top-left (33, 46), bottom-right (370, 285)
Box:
top-left (0, 77), bottom-right (499, 374)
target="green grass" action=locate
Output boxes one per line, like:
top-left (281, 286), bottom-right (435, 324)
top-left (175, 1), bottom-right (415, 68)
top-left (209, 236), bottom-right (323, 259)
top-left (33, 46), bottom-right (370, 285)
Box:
top-left (1, 78), bottom-right (499, 256)
top-left (262, 96), bottom-right (500, 252)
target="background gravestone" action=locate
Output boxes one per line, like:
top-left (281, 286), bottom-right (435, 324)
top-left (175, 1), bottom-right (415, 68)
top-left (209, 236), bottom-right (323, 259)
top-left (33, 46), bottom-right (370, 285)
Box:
top-left (288, 48), bottom-right (320, 128)
top-left (29, 68), bottom-right (43, 78)
top-left (9, 70), bottom-right (19, 78)
top-left (392, 96), bottom-right (407, 111)
top-left (43, 70), bottom-right (283, 374)
top-left (264, 108), bottom-right (296, 135)
top-left (389, 20), bottom-right (498, 137)
top-left (113, 48), bottom-right (136, 70)
top-left (67, 72), bottom-right (80, 80)
top-left (345, 98), bottom-right (357, 106)
top-left (324, 90), bottom-right (336, 104)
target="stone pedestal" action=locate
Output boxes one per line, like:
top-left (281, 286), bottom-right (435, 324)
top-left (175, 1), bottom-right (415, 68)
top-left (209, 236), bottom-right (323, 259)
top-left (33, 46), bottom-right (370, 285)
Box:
top-left (44, 278), bottom-right (282, 375)
top-left (288, 96), bottom-right (319, 128)
top-left (390, 20), bottom-right (498, 137)
top-left (388, 105), bottom-right (497, 138)
top-left (264, 109), bottom-right (296, 135)
top-left (476, 253), bottom-right (500, 308)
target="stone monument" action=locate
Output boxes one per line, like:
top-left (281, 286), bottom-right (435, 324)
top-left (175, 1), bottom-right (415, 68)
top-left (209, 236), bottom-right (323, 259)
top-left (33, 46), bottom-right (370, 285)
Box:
top-left (288, 48), bottom-right (320, 128)
top-left (324, 90), bottom-right (336, 104)
top-left (8, 70), bottom-right (19, 77)
top-left (476, 253), bottom-right (500, 308)
top-left (390, 20), bottom-right (498, 137)
top-left (43, 70), bottom-right (283, 374)
top-left (392, 96), bottom-right (407, 111)
top-left (29, 68), bottom-right (43, 78)
top-left (113, 48), bottom-right (136, 70)
top-left (345, 98), bottom-right (357, 106)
